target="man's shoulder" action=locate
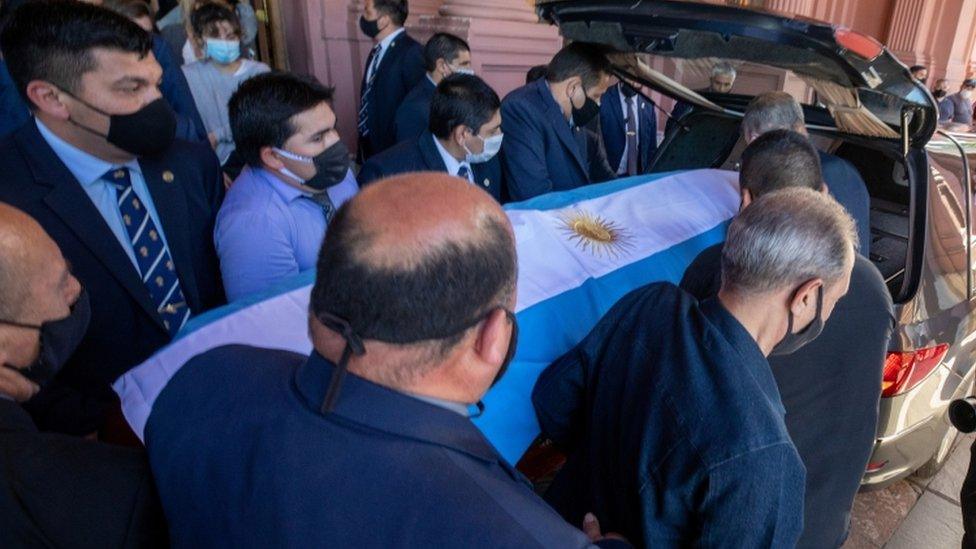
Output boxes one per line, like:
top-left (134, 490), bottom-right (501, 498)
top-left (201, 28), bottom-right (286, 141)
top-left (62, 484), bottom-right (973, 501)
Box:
top-left (369, 137), bottom-right (423, 167)
top-left (841, 254), bottom-right (894, 314)
top-left (503, 82), bottom-right (542, 110)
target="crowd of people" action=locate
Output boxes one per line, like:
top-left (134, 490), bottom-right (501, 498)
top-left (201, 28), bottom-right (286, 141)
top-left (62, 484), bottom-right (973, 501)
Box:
top-left (0, 0), bottom-right (898, 547)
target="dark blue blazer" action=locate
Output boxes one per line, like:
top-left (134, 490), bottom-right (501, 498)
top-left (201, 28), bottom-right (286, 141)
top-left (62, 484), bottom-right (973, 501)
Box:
top-left (501, 78), bottom-right (611, 201)
top-left (818, 150), bottom-right (871, 254)
top-left (358, 131), bottom-right (504, 202)
top-left (358, 32), bottom-right (426, 160)
top-left (0, 36), bottom-right (207, 143)
top-left (147, 346), bottom-right (599, 548)
top-left (599, 84), bottom-right (657, 175)
top-left (0, 122), bottom-right (225, 435)
top-left (394, 76), bottom-right (436, 144)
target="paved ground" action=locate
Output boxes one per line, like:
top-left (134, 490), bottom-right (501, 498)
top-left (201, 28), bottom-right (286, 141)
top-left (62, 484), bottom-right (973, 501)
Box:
top-left (843, 432), bottom-right (972, 548)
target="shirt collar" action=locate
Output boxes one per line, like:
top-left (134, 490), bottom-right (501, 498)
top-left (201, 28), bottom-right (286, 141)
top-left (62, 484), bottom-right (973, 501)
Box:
top-left (255, 167), bottom-right (308, 204)
top-left (699, 297), bottom-right (785, 415)
top-left (378, 27), bottom-right (406, 53)
top-left (35, 118), bottom-right (141, 188)
top-left (431, 134), bottom-right (470, 178)
top-left (426, 73), bottom-right (438, 87)
top-left (292, 351), bottom-right (501, 463)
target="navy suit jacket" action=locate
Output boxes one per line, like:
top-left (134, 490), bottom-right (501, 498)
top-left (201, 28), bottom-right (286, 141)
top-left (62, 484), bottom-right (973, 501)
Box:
top-left (0, 36), bottom-right (207, 143)
top-left (0, 122), bottom-right (225, 435)
top-left (358, 32), bottom-right (426, 160)
top-left (394, 76), bottom-right (436, 144)
top-left (818, 150), bottom-right (871, 254)
top-left (501, 78), bottom-right (613, 201)
top-left (599, 85), bottom-right (657, 175)
top-left (358, 131), bottom-right (504, 202)
top-left (147, 346), bottom-right (601, 548)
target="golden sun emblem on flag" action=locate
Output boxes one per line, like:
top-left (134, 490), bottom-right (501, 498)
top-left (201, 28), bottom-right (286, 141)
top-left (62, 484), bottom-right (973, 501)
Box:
top-left (559, 209), bottom-right (632, 258)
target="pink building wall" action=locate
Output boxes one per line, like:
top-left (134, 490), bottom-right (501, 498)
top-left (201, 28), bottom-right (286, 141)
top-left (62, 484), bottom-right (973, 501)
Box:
top-left (282, 0), bottom-right (976, 147)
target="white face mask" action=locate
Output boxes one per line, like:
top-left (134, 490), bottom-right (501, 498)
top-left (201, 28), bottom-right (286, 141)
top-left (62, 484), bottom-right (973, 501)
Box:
top-left (962, 90), bottom-right (974, 100)
top-left (464, 132), bottom-right (503, 164)
top-left (451, 66), bottom-right (475, 76)
top-left (273, 147), bottom-right (313, 183)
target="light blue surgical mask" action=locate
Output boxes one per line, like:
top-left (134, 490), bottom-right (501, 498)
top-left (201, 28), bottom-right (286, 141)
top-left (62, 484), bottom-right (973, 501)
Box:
top-left (205, 38), bottom-right (241, 64)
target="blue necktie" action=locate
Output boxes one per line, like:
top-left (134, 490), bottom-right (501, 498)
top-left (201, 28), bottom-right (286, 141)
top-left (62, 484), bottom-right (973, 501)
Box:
top-left (457, 164), bottom-right (471, 182)
top-left (358, 44), bottom-right (382, 138)
top-left (107, 167), bottom-right (189, 337)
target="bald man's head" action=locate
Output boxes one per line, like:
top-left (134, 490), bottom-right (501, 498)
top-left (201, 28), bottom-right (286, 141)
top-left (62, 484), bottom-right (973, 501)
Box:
top-left (310, 173), bottom-right (516, 380)
top-left (0, 203), bottom-right (53, 319)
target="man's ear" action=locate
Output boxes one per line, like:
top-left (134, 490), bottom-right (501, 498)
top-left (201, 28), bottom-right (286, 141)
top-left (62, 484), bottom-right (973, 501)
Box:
top-left (820, 181), bottom-right (829, 195)
top-left (260, 146), bottom-right (284, 170)
top-left (788, 278), bottom-right (823, 317)
top-left (26, 80), bottom-right (69, 120)
top-left (473, 308), bottom-right (511, 369)
top-left (740, 188), bottom-right (753, 210)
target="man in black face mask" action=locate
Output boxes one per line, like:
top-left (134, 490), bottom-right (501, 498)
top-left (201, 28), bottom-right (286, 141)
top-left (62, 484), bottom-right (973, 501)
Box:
top-left (0, 0), bottom-right (226, 437)
top-left (533, 188), bottom-right (857, 548)
top-left (355, 0), bottom-right (425, 162)
top-left (0, 202), bottom-right (167, 547)
top-left (216, 72), bottom-right (359, 302)
top-left (147, 173), bottom-right (626, 547)
top-left (501, 42), bottom-right (618, 201)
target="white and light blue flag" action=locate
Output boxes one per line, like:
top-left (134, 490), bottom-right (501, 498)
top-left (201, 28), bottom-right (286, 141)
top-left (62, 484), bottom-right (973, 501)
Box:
top-left (114, 169), bottom-right (739, 463)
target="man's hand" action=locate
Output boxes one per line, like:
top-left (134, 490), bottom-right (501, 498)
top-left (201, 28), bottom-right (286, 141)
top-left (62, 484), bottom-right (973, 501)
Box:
top-left (0, 365), bottom-right (39, 402)
top-left (582, 512), bottom-right (628, 543)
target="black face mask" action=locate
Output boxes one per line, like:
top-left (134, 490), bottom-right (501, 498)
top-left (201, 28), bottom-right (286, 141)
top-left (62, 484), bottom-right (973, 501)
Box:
top-left (770, 286), bottom-right (824, 356)
top-left (359, 15), bottom-right (380, 38)
top-left (305, 140), bottom-right (352, 191)
top-left (619, 83), bottom-right (638, 98)
top-left (0, 288), bottom-right (91, 387)
top-left (66, 93), bottom-right (177, 157)
top-left (572, 93), bottom-right (601, 128)
top-left (935, 89), bottom-right (948, 100)
top-left (491, 309), bottom-right (518, 389)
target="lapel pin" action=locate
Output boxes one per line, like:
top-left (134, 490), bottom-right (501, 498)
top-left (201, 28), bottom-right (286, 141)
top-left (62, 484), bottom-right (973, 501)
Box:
top-left (483, 178), bottom-right (490, 187)
top-left (162, 170), bottom-right (175, 183)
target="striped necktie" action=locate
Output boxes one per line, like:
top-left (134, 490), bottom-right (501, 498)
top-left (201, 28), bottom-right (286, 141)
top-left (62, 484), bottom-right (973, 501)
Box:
top-left (457, 164), bottom-right (471, 182)
top-left (358, 44), bottom-right (382, 139)
top-left (107, 167), bottom-right (189, 337)
top-left (305, 190), bottom-right (336, 224)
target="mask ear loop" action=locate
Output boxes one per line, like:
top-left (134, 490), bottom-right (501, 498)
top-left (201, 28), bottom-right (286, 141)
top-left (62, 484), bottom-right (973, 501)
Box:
top-left (317, 311), bottom-right (366, 413)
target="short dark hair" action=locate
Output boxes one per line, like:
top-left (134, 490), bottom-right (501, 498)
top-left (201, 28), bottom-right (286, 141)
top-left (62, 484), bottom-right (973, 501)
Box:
top-left (740, 129), bottom-right (823, 199)
top-left (526, 64), bottom-right (548, 84)
top-left (310, 198), bottom-right (517, 361)
top-left (546, 42), bottom-right (612, 89)
top-left (0, 0), bottom-right (152, 108)
top-left (229, 72), bottom-right (335, 168)
top-left (964, 79), bottom-right (976, 89)
top-left (191, 2), bottom-right (240, 39)
top-left (373, 0), bottom-right (407, 27)
top-left (909, 65), bottom-right (926, 73)
top-left (102, 0), bottom-right (153, 23)
top-left (429, 73), bottom-right (500, 139)
top-left (423, 32), bottom-right (469, 72)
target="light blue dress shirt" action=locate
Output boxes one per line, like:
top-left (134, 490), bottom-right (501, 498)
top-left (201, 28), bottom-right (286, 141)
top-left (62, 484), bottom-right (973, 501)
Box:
top-left (35, 119), bottom-right (171, 271)
top-left (215, 166), bottom-right (359, 302)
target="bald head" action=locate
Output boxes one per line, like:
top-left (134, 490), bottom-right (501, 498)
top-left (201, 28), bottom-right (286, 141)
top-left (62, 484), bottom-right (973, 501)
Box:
top-left (310, 173), bottom-right (517, 384)
top-left (0, 203), bottom-right (61, 319)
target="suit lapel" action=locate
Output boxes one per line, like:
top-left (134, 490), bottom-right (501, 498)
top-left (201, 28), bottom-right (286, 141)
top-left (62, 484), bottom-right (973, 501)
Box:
top-left (139, 157), bottom-right (201, 314)
top-left (418, 132), bottom-right (449, 173)
top-left (535, 80), bottom-right (588, 174)
top-left (16, 126), bottom-right (167, 332)
top-left (604, 87), bottom-right (624, 137)
top-left (639, 98), bottom-right (656, 166)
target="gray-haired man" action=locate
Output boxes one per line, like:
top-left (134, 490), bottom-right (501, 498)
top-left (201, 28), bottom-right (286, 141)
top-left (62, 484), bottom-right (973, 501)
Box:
top-left (665, 61), bottom-right (737, 136)
top-left (742, 91), bottom-right (871, 253)
top-left (534, 188), bottom-right (857, 548)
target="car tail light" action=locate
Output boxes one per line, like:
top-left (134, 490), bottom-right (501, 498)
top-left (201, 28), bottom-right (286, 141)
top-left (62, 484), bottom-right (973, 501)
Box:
top-left (881, 344), bottom-right (949, 398)
top-left (834, 28), bottom-right (883, 61)
top-left (866, 460), bottom-right (888, 473)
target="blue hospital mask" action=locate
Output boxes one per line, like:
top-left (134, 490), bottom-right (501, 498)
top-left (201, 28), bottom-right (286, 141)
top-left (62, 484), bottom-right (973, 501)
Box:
top-left (205, 38), bottom-right (241, 64)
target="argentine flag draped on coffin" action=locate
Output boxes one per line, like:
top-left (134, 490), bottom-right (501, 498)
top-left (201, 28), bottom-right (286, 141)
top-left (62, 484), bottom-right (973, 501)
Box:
top-left (114, 169), bottom-right (740, 463)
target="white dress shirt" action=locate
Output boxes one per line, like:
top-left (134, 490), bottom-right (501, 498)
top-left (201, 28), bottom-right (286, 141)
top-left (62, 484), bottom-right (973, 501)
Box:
top-left (432, 134), bottom-right (473, 183)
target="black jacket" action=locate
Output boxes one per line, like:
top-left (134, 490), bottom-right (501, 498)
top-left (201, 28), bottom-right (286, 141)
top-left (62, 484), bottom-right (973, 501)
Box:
top-left (0, 122), bottom-right (226, 435)
top-left (357, 31), bottom-right (425, 160)
top-left (0, 399), bottom-right (167, 548)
